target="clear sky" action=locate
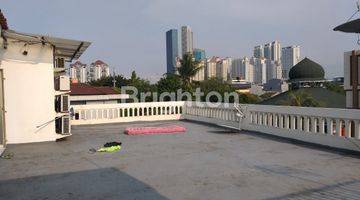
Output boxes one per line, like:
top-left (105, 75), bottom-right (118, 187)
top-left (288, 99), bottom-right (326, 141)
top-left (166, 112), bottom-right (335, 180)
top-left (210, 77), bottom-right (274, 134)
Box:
top-left (2, 0), bottom-right (359, 82)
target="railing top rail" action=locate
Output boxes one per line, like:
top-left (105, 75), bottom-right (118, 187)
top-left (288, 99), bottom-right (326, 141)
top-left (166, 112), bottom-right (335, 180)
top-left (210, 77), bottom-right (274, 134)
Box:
top-left (71, 101), bottom-right (186, 109)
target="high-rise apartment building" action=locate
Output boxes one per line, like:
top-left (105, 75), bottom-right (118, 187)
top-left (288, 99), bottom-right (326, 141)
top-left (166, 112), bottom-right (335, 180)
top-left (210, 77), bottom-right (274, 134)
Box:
top-left (166, 29), bottom-right (179, 74)
top-left (254, 45), bottom-right (264, 58)
top-left (259, 41), bottom-right (281, 62)
top-left (70, 61), bottom-right (87, 83)
top-left (181, 26), bottom-right (193, 56)
top-left (88, 60), bottom-right (110, 81)
top-left (216, 58), bottom-right (231, 81)
top-left (240, 57), bottom-right (254, 83)
top-left (205, 57), bottom-right (220, 79)
top-left (264, 43), bottom-right (272, 60)
top-left (271, 40), bottom-right (281, 62)
top-left (281, 46), bottom-right (300, 79)
top-left (266, 60), bottom-right (283, 81)
top-left (191, 60), bottom-right (205, 82)
top-left (193, 48), bottom-right (206, 61)
top-left (250, 57), bottom-right (267, 84)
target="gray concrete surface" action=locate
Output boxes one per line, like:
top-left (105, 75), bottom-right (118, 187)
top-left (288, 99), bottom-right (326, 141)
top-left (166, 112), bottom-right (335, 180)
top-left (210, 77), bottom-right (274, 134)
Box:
top-left (0, 120), bottom-right (360, 200)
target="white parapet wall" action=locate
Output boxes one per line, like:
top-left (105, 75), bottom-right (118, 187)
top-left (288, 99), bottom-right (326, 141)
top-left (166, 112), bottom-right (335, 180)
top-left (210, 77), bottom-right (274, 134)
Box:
top-left (71, 101), bottom-right (360, 152)
top-left (71, 101), bottom-right (185, 125)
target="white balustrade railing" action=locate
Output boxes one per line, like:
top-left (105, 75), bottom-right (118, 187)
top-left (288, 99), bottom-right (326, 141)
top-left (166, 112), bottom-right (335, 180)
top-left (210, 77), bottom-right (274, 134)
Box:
top-left (71, 101), bottom-right (360, 152)
top-left (71, 101), bottom-right (185, 125)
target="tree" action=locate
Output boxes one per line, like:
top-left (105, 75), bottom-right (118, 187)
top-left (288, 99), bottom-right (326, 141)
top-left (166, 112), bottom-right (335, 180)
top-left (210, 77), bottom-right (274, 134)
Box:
top-left (199, 78), bottom-right (237, 102)
top-left (156, 74), bottom-right (182, 94)
top-left (283, 91), bottom-right (321, 107)
top-left (177, 53), bottom-right (202, 91)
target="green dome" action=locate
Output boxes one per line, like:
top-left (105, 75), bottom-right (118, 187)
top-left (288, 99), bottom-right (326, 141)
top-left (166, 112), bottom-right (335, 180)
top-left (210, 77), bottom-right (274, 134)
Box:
top-left (289, 58), bottom-right (325, 81)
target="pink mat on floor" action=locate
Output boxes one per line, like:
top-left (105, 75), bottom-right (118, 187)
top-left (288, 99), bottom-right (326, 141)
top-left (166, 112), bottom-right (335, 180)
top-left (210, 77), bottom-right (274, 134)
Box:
top-left (125, 125), bottom-right (186, 135)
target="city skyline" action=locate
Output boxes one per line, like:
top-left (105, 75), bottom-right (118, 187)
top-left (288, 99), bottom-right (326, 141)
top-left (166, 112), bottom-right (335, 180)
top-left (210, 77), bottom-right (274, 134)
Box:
top-left (2, 0), bottom-right (357, 81)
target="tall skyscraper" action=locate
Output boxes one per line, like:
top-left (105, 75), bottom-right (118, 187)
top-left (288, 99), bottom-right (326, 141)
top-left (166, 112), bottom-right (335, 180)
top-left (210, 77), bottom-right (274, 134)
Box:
top-left (271, 40), bottom-right (281, 62)
top-left (264, 43), bottom-right (272, 60)
top-left (240, 57), bottom-right (254, 83)
top-left (281, 46), bottom-right (300, 79)
top-left (206, 56), bottom-right (220, 79)
top-left (260, 41), bottom-right (281, 62)
top-left (266, 60), bottom-right (283, 81)
top-left (193, 48), bottom-right (206, 61)
top-left (254, 45), bottom-right (264, 58)
top-left (192, 60), bottom-right (205, 82)
top-left (216, 58), bottom-right (231, 82)
top-left (181, 26), bottom-right (193, 56)
top-left (250, 57), bottom-right (267, 84)
top-left (166, 29), bottom-right (179, 74)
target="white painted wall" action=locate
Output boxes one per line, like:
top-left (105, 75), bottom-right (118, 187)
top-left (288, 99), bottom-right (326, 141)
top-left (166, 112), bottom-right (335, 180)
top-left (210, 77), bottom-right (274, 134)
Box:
top-left (0, 38), bottom-right (62, 144)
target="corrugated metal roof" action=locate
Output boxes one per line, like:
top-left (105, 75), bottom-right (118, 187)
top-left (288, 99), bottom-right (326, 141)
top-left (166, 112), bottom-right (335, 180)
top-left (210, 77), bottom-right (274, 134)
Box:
top-left (2, 29), bottom-right (91, 61)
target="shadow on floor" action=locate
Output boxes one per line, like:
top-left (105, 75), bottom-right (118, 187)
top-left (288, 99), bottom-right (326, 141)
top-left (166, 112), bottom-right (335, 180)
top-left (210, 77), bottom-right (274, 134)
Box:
top-left (0, 168), bottom-right (169, 200)
top-left (264, 179), bottom-right (360, 200)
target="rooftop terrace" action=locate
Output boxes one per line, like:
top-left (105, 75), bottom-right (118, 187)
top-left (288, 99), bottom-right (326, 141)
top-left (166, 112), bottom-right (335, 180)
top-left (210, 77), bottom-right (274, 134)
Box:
top-left (1, 120), bottom-right (360, 200)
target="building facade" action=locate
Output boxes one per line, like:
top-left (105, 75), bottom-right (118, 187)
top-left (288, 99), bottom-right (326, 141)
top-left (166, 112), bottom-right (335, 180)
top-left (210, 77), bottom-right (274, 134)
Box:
top-left (216, 58), bottom-right (231, 82)
top-left (344, 51), bottom-right (360, 109)
top-left (251, 57), bottom-right (267, 84)
top-left (266, 60), bottom-right (283, 81)
top-left (88, 60), bottom-right (110, 81)
top-left (205, 57), bottom-right (220, 79)
top-left (281, 46), bottom-right (300, 79)
top-left (193, 48), bottom-right (206, 61)
top-left (0, 18), bottom-right (90, 145)
top-left (69, 61), bottom-right (87, 83)
top-left (181, 26), bottom-right (193, 56)
top-left (271, 40), bottom-right (281, 62)
top-left (254, 45), bottom-right (264, 58)
top-left (166, 29), bottom-right (179, 74)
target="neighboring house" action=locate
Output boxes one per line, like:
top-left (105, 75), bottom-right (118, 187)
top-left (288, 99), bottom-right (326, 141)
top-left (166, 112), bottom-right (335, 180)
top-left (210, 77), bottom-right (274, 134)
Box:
top-left (70, 83), bottom-right (129, 105)
top-left (0, 10), bottom-right (90, 146)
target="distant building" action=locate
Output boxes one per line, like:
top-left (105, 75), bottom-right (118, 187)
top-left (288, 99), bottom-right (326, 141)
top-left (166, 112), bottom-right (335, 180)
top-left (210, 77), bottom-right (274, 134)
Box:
top-left (258, 41), bottom-right (281, 62)
top-left (250, 57), bottom-right (267, 84)
top-left (271, 40), bottom-right (281, 62)
top-left (216, 58), bottom-right (231, 81)
top-left (232, 57), bottom-right (252, 82)
top-left (264, 43), bottom-right (272, 60)
top-left (266, 60), bottom-right (282, 81)
top-left (288, 57), bottom-right (326, 89)
top-left (181, 26), bottom-right (193, 56)
top-left (205, 56), bottom-right (220, 79)
top-left (88, 60), bottom-right (110, 81)
top-left (192, 60), bottom-right (205, 81)
top-left (281, 46), bottom-right (300, 79)
top-left (240, 57), bottom-right (254, 83)
top-left (263, 79), bottom-right (289, 93)
top-left (332, 76), bottom-right (344, 86)
top-left (70, 83), bottom-right (129, 105)
top-left (193, 48), bottom-right (206, 61)
top-left (70, 61), bottom-right (87, 83)
top-left (166, 29), bottom-right (179, 74)
top-left (254, 45), bottom-right (264, 58)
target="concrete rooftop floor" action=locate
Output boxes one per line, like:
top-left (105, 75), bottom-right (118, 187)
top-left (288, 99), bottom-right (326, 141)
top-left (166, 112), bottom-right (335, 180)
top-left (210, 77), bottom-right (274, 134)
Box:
top-left (1, 120), bottom-right (360, 200)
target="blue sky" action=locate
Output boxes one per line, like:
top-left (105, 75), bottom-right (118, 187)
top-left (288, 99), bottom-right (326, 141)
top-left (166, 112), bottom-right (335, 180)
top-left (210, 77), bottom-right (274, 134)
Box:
top-left (2, 0), bottom-right (358, 82)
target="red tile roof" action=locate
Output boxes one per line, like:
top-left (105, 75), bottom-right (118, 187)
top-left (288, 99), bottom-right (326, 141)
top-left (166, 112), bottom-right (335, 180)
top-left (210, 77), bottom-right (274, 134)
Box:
top-left (0, 10), bottom-right (9, 30)
top-left (70, 83), bottom-right (120, 95)
top-left (93, 60), bottom-right (107, 65)
top-left (70, 60), bottom-right (86, 67)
